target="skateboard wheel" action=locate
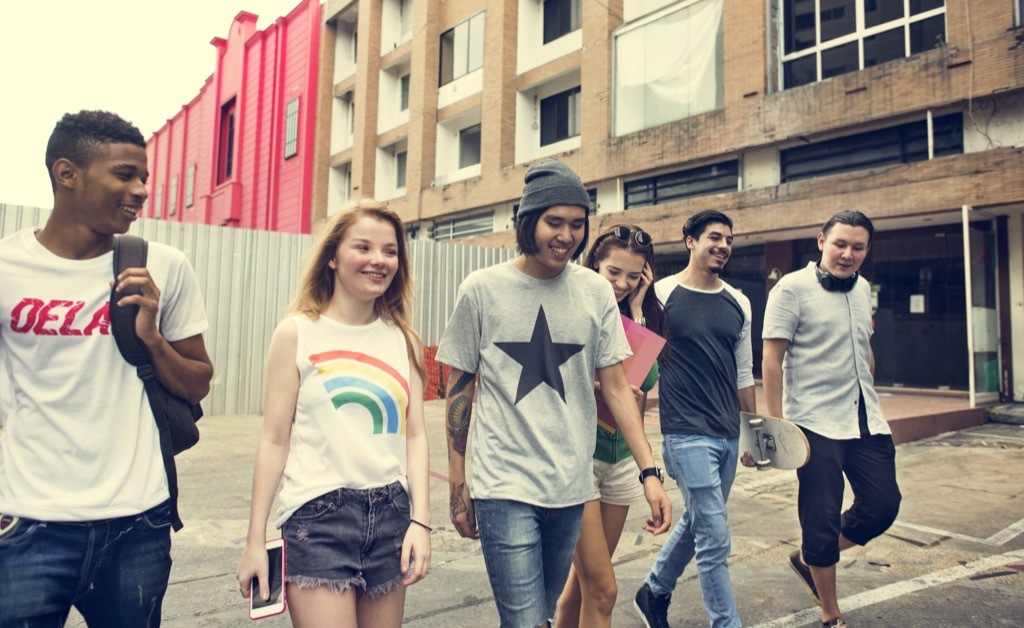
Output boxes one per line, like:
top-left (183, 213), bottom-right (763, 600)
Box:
top-left (748, 418), bottom-right (764, 429)
top-left (756, 460), bottom-right (772, 471)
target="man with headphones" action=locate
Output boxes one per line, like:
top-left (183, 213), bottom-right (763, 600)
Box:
top-left (761, 211), bottom-right (901, 628)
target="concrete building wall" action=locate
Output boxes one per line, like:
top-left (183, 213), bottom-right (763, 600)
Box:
top-left (316, 0), bottom-right (1024, 398)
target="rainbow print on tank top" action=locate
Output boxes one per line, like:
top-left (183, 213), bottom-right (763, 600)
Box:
top-left (309, 350), bottom-right (410, 435)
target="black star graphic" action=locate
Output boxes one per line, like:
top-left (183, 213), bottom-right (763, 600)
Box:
top-left (494, 306), bottom-right (585, 404)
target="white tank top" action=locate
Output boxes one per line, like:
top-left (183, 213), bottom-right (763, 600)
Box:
top-left (275, 313), bottom-right (411, 527)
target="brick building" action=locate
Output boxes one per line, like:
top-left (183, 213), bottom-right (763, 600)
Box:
top-left (146, 0), bottom-right (322, 233)
top-left (311, 0), bottom-right (1024, 402)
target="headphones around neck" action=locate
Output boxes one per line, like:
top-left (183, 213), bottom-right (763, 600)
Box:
top-left (814, 262), bottom-right (858, 293)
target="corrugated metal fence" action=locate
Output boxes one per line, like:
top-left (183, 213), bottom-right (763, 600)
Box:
top-left (0, 204), bottom-right (515, 415)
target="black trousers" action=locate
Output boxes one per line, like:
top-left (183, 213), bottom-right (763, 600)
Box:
top-left (796, 427), bottom-right (901, 567)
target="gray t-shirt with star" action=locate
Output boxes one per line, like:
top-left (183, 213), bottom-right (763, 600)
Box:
top-left (437, 260), bottom-right (631, 507)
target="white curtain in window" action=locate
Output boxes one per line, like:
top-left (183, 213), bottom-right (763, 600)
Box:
top-left (615, 0), bottom-right (723, 135)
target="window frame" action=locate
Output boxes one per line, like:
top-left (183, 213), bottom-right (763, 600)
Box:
top-left (431, 211), bottom-right (494, 241)
top-left (400, 74), bottom-right (410, 111)
top-left (167, 175), bottom-right (178, 217)
top-left (543, 0), bottom-right (581, 44)
top-left (396, 150), bottom-right (408, 190)
top-left (539, 86), bottom-right (581, 146)
top-left (779, 113), bottom-right (963, 183)
top-left (623, 160), bottom-right (739, 209)
top-left (184, 164), bottom-right (195, 209)
top-left (284, 97), bottom-right (300, 160)
top-left (458, 123), bottom-right (482, 169)
top-left (439, 12), bottom-right (485, 87)
top-left (217, 99), bottom-right (237, 184)
top-left (780, 0), bottom-right (947, 90)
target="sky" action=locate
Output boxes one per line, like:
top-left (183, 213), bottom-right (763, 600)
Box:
top-left (0, 0), bottom-right (306, 209)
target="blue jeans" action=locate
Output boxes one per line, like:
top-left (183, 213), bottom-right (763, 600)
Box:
top-left (645, 435), bottom-right (740, 628)
top-left (0, 501), bottom-right (173, 628)
top-left (475, 499), bottom-right (584, 627)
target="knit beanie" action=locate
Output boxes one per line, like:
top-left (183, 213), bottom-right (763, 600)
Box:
top-left (516, 160), bottom-right (591, 219)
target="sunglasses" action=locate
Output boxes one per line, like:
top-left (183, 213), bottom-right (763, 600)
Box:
top-left (610, 225), bottom-right (653, 248)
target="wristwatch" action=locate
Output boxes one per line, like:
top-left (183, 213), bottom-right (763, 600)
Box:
top-left (638, 466), bottom-right (664, 484)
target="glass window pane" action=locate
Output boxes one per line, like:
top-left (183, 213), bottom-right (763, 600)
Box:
top-left (784, 54), bottom-right (817, 88)
top-left (819, 0), bottom-right (856, 43)
top-left (910, 0), bottom-right (944, 15)
top-left (468, 15), bottom-right (484, 73)
top-left (820, 41), bottom-right (858, 79)
top-left (909, 15), bottom-right (945, 53)
top-left (396, 152), bottom-right (407, 189)
top-left (459, 125), bottom-right (481, 168)
top-left (614, 28), bottom-right (645, 135)
top-left (453, 22), bottom-right (469, 79)
top-left (864, 0), bottom-right (904, 29)
top-left (864, 27), bottom-right (905, 67)
top-left (784, 0), bottom-right (817, 54)
top-left (439, 29), bottom-right (455, 85)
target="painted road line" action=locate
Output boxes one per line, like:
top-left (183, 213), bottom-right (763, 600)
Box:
top-left (750, 549), bottom-right (1024, 628)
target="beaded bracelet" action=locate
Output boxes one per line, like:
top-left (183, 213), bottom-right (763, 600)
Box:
top-left (410, 518), bottom-right (433, 532)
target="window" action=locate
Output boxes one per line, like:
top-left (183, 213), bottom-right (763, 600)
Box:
top-left (1019, 0), bottom-right (1024, 26)
top-left (218, 99), bottom-right (237, 183)
top-left (782, 0), bottom-right (946, 89)
top-left (400, 74), bottom-right (410, 111)
top-left (439, 13), bottom-right (485, 86)
top-left (614, 0), bottom-right (723, 136)
top-left (543, 0), bottom-right (581, 44)
top-left (284, 98), bottom-right (300, 159)
top-left (184, 164), bottom-right (195, 208)
top-left (400, 0), bottom-right (413, 38)
top-left (624, 161), bottom-right (739, 209)
top-left (167, 176), bottom-right (178, 216)
top-left (432, 211), bottom-right (494, 240)
top-left (396, 151), bottom-right (407, 189)
top-left (154, 185), bottom-right (163, 217)
top-left (780, 114), bottom-right (962, 182)
top-left (540, 86), bottom-right (581, 146)
top-left (459, 124), bottom-right (482, 168)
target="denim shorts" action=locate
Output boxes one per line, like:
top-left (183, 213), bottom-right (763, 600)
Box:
top-left (281, 482), bottom-right (410, 597)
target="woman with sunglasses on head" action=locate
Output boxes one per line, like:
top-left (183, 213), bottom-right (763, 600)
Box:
top-left (555, 225), bottom-right (667, 628)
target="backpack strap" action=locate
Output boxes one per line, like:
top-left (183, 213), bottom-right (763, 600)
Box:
top-left (109, 235), bottom-right (185, 531)
top-left (110, 235), bottom-right (151, 367)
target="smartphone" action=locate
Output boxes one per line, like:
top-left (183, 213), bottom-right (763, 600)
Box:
top-left (249, 538), bottom-right (286, 620)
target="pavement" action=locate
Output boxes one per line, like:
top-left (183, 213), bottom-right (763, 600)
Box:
top-left (66, 394), bottom-right (1024, 627)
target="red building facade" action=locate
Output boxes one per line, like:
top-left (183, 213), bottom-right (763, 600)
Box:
top-left (146, 0), bottom-right (321, 233)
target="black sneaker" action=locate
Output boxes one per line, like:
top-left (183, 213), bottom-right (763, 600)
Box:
top-left (823, 618), bottom-right (847, 627)
top-left (634, 582), bottom-right (671, 628)
top-left (788, 550), bottom-right (822, 606)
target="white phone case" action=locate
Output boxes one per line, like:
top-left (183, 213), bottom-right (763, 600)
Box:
top-left (249, 538), bottom-right (287, 620)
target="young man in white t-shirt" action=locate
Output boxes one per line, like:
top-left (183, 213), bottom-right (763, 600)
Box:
top-left (0, 110), bottom-right (213, 627)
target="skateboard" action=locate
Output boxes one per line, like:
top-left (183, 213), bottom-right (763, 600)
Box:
top-left (739, 412), bottom-right (810, 471)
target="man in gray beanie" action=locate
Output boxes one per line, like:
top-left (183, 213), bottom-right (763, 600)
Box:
top-left (437, 160), bottom-right (671, 626)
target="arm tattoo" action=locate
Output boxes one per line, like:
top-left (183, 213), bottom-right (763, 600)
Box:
top-left (449, 482), bottom-right (468, 519)
top-left (446, 371), bottom-right (475, 457)
top-left (448, 370), bottom-right (475, 397)
top-left (447, 395), bottom-right (471, 457)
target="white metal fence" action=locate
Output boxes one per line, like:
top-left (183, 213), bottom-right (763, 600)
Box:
top-left (0, 204), bottom-right (515, 415)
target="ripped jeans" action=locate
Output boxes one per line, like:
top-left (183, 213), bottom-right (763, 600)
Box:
top-left (281, 481), bottom-right (410, 597)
